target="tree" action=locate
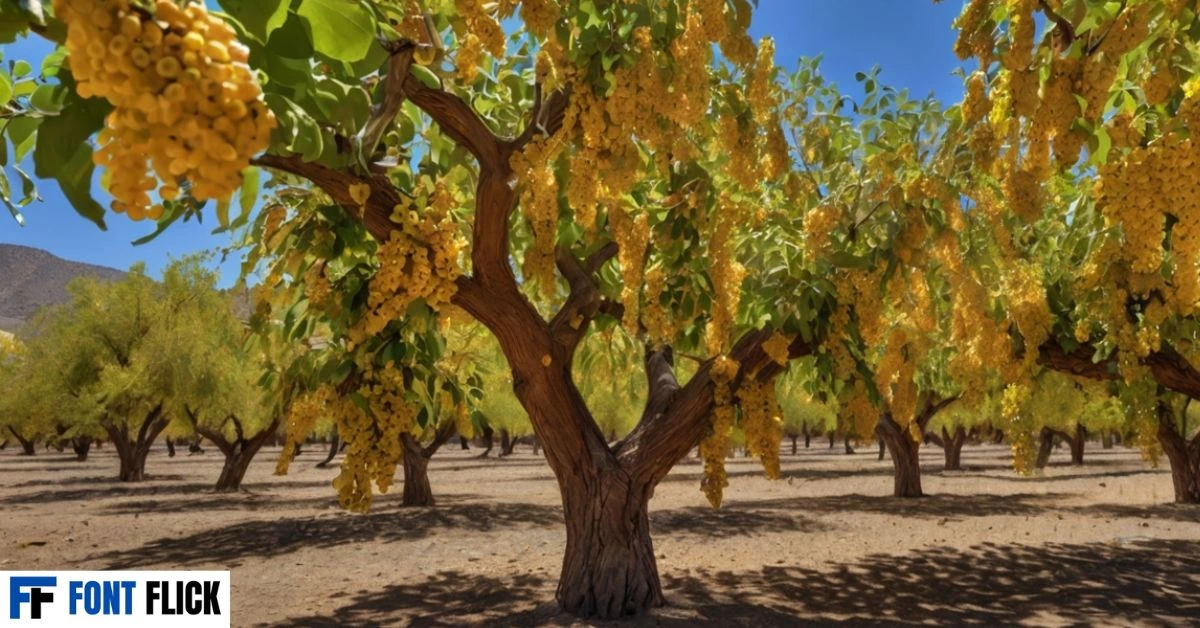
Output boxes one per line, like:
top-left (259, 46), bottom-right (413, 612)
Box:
top-left (775, 363), bottom-right (837, 454)
top-left (953, 0), bottom-right (1200, 500)
top-left (0, 335), bottom-right (53, 455)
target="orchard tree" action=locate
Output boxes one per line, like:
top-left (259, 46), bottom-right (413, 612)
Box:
top-left (0, 336), bottom-right (53, 455)
top-left (954, 0), bottom-right (1200, 501)
top-left (775, 362), bottom-right (837, 454)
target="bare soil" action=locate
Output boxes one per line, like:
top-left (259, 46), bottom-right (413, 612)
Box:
top-left (2, 441), bottom-right (1198, 626)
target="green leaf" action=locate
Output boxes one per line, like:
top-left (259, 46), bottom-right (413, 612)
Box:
top-left (131, 203), bottom-right (184, 245)
top-left (28, 83), bottom-right (64, 113)
top-left (0, 68), bottom-right (12, 104)
top-left (297, 0), bottom-right (376, 63)
top-left (216, 0), bottom-right (289, 42)
top-left (54, 144), bottom-right (107, 230)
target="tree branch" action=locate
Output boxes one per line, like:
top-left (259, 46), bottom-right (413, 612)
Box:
top-left (1039, 338), bottom-right (1200, 400)
top-left (1038, 0), bottom-right (1076, 48)
top-left (402, 73), bottom-right (504, 171)
top-left (421, 420), bottom-right (458, 459)
top-left (548, 242), bottom-right (619, 352)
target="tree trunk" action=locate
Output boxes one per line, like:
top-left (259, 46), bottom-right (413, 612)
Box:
top-left (103, 406), bottom-right (169, 482)
top-left (1035, 427), bottom-right (1055, 469)
top-left (556, 466), bottom-right (662, 618)
top-left (828, 432), bottom-right (835, 448)
top-left (1067, 425), bottom-right (1086, 465)
top-left (499, 428), bottom-right (516, 457)
top-left (804, 428), bottom-right (810, 449)
top-left (532, 437), bottom-right (542, 456)
top-left (166, 438), bottom-right (176, 458)
top-left (942, 426), bottom-right (966, 471)
top-left (843, 435), bottom-right (855, 455)
top-left (72, 438), bottom-right (91, 462)
top-left (459, 435), bottom-right (470, 450)
top-left (315, 433), bottom-right (340, 468)
top-left (400, 433), bottom-right (435, 507)
top-left (877, 414), bottom-right (922, 498)
top-left (1102, 430), bottom-right (1114, 449)
top-left (790, 435), bottom-right (798, 455)
top-left (477, 425), bottom-right (494, 458)
top-left (993, 429), bottom-right (1005, 444)
top-left (877, 437), bottom-right (886, 461)
top-left (7, 427), bottom-right (34, 456)
top-left (1158, 404), bottom-right (1200, 504)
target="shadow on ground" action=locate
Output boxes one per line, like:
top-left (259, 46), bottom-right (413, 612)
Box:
top-left (267, 538), bottom-right (1200, 626)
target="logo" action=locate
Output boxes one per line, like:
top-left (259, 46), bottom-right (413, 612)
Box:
top-left (1, 572), bottom-right (229, 626)
top-left (9, 577), bottom-right (55, 620)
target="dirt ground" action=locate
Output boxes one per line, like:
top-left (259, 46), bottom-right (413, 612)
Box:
top-left (2, 440), bottom-right (1199, 627)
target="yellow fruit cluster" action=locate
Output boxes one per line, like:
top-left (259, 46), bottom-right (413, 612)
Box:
top-left (350, 188), bottom-right (462, 344)
top-left (842, 379), bottom-right (877, 439)
top-left (705, 211), bottom-right (746, 356)
top-left (802, 203), bottom-right (839, 260)
top-left (333, 362), bottom-right (417, 512)
top-left (610, 202), bottom-right (650, 333)
top-left (275, 386), bottom-right (331, 476)
top-left (57, 0), bottom-right (274, 220)
top-left (761, 331), bottom-right (791, 367)
top-left (700, 355), bottom-right (739, 508)
top-left (738, 375), bottom-right (783, 479)
top-left (641, 264), bottom-right (672, 345)
top-left (509, 137), bottom-right (561, 296)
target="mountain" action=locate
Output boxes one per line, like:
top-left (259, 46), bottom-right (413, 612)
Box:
top-left (0, 244), bottom-right (126, 332)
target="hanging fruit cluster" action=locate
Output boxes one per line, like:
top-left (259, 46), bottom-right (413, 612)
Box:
top-left (56, 0), bottom-right (275, 220)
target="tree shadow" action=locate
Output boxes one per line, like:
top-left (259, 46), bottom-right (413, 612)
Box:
top-left (265, 539), bottom-right (1199, 625)
top-left (0, 481), bottom-right (221, 506)
top-left (94, 498), bottom-right (566, 569)
top-left (664, 538), bottom-right (1200, 625)
top-left (747, 492), bottom-right (1072, 520)
top-left (651, 503), bottom-right (829, 539)
top-left (1066, 502), bottom-right (1200, 524)
top-left (5, 474), bottom-right (188, 489)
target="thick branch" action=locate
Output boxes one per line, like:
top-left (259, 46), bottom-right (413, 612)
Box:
top-left (421, 421), bottom-right (458, 459)
top-left (620, 330), bottom-right (813, 484)
top-left (402, 74), bottom-right (503, 170)
top-left (1038, 0), bottom-right (1076, 48)
top-left (548, 242), bottom-right (619, 352)
top-left (1040, 339), bottom-right (1200, 400)
top-left (514, 86), bottom-right (571, 149)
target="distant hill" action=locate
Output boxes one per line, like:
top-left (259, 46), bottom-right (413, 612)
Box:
top-left (0, 244), bottom-right (126, 332)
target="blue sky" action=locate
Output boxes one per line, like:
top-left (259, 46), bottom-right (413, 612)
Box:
top-left (0, 1), bottom-right (965, 286)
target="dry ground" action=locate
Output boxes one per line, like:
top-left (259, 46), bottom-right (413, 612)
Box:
top-left (2, 440), bottom-right (1199, 626)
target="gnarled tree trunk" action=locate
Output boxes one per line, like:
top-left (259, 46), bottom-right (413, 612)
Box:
top-left (189, 409), bottom-right (280, 492)
top-left (499, 428), bottom-right (515, 457)
top-left (477, 425), bottom-right (495, 458)
top-left (165, 438), bottom-right (176, 458)
top-left (877, 414), bottom-right (922, 498)
top-left (7, 427), bottom-right (35, 456)
top-left (72, 437), bottom-right (91, 462)
top-left (1158, 403), bottom-right (1200, 504)
top-left (102, 405), bottom-right (168, 482)
top-left (401, 433), bottom-right (435, 507)
top-left (398, 421), bottom-right (456, 507)
top-left (941, 426), bottom-right (966, 471)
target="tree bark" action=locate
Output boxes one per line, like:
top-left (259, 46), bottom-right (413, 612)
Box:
top-left (459, 435), bottom-right (470, 450)
top-left (103, 405), bottom-right (168, 482)
top-left (1035, 427), bottom-right (1056, 469)
top-left (401, 433), bottom-right (435, 507)
top-left (828, 432), bottom-right (835, 448)
top-left (556, 465), bottom-right (661, 618)
top-left (877, 437), bottom-right (886, 461)
top-left (942, 426), bottom-right (966, 471)
top-left (499, 428), bottom-right (515, 457)
top-left (1157, 403), bottom-right (1200, 504)
top-left (877, 414), bottom-right (922, 498)
top-left (166, 438), bottom-right (176, 458)
top-left (71, 438), bottom-right (91, 462)
top-left (1066, 425), bottom-right (1086, 465)
top-left (315, 433), bottom-right (340, 468)
top-left (190, 410), bottom-right (280, 492)
top-left (477, 425), bottom-right (494, 458)
top-left (803, 426), bottom-right (810, 449)
top-left (843, 435), bottom-right (855, 455)
top-left (7, 427), bottom-right (35, 456)
top-left (1102, 430), bottom-right (1114, 449)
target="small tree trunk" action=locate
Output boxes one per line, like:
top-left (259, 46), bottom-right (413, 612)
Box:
top-left (166, 438), bottom-right (176, 458)
top-left (1102, 430), bottom-right (1114, 449)
top-left (1034, 427), bottom-right (1056, 469)
top-left (400, 433), bottom-right (435, 507)
top-left (499, 429), bottom-right (516, 457)
top-left (877, 437), bottom-right (886, 461)
top-left (104, 406), bottom-right (169, 482)
top-left (532, 437), bottom-right (542, 456)
top-left (477, 425), bottom-right (495, 458)
top-left (188, 438), bottom-right (205, 455)
top-left (942, 426), bottom-right (966, 471)
top-left (804, 428), bottom-right (810, 449)
top-left (877, 414), bottom-right (922, 498)
top-left (1067, 425), bottom-right (1086, 465)
top-left (72, 438), bottom-right (91, 462)
top-left (828, 432), bottom-right (835, 449)
top-left (459, 435), bottom-right (470, 450)
top-left (315, 433), bottom-right (340, 468)
top-left (993, 429), bottom-right (1005, 444)
top-left (1158, 404), bottom-right (1200, 504)
top-left (556, 468), bottom-right (661, 618)
top-left (7, 427), bottom-right (34, 456)
top-left (843, 435), bottom-right (855, 455)
top-left (790, 435), bottom-right (798, 455)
